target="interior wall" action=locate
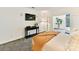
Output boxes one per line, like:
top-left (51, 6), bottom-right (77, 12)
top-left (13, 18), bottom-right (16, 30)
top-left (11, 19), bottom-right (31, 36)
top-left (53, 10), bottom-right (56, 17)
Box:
top-left (49, 7), bottom-right (79, 31)
top-left (0, 7), bottom-right (38, 44)
top-left (1, 7), bottom-right (79, 44)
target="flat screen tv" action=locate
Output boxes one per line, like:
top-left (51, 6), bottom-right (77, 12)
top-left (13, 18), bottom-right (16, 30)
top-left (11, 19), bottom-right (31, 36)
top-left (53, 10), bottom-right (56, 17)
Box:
top-left (25, 13), bottom-right (36, 21)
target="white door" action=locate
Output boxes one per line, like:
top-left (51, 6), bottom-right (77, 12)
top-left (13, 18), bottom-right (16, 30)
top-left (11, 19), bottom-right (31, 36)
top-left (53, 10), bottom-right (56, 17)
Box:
top-left (39, 21), bottom-right (48, 32)
top-left (39, 11), bottom-right (49, 32)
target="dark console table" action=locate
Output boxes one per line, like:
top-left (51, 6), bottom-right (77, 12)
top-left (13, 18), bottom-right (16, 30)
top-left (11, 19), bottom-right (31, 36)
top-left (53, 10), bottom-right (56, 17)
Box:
top-left (25, 26), bottom-right (39, 38)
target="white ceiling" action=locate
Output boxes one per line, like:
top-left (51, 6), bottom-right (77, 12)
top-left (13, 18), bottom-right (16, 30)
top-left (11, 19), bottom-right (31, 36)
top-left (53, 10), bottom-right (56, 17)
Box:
top-left (35, 7), bottom-right (59, 11)
top-left (34, 7), bottom-right (79, 11)
top-left (34, 7), bottom-right (65, 10)
top-left (28, 7), bottom-right (79, 15)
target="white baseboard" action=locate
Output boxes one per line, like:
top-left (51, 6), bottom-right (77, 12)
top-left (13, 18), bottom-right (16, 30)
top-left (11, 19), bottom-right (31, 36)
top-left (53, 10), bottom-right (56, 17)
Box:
top-left (0, 35), bottom-right (24, 45)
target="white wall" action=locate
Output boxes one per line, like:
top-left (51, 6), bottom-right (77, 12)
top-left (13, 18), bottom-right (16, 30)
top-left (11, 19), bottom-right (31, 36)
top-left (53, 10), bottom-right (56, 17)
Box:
top-left (1, 7), bottom-right (79, 44)
top-left (49, 7), bottom-right (79, 31)
top-left (0, 7), bottom-right (38, 44)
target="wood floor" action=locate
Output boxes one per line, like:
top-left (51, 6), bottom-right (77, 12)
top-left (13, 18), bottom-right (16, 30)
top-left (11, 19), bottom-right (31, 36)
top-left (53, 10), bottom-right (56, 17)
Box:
top-left (0, 38), bottom-right (32, 51)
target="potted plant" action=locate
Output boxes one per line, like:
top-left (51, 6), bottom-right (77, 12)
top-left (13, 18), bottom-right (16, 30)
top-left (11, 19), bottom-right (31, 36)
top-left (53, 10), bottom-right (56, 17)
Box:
top-left (56, 18), bottom-right (62, 29)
